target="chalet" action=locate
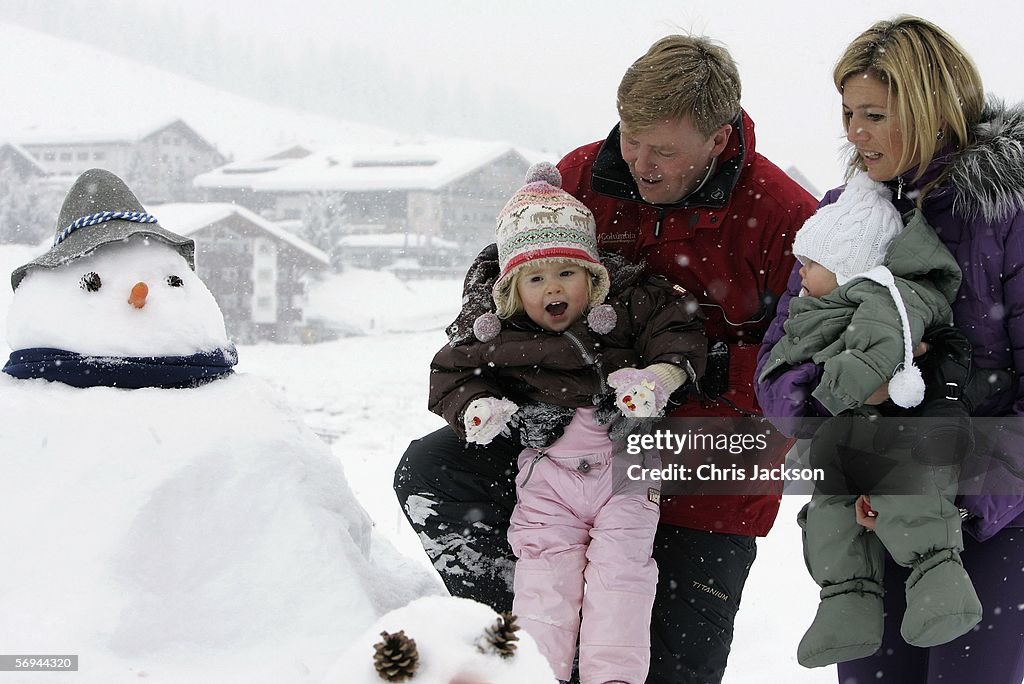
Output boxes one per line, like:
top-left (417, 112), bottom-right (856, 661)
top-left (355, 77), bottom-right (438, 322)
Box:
top-left (18, 119), bottom-right (227, 203)
top-left (147, 202), bottom-right (329, 343)
top-left (194, 140), bottom-right (550, 267)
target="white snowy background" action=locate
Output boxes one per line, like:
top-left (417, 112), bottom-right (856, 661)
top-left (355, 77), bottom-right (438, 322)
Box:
top-left (4, 1), bottom-right (1024, 191)
top-left (3, 1), bottom-right (1024, 682)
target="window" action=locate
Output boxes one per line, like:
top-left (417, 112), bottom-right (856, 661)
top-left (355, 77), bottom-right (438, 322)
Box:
top-left (44, 152), bottom-right (56, 161)
top-left (92, 151), bottom-right (105, 160)
top-left (77, 152), bottom-right (89, 161)
top-left (59, 152), bottom-right (72, 161)
top-left (257, 297), bottom-right (272, 308)
top-left (257, 268), bottom-right (274, 282)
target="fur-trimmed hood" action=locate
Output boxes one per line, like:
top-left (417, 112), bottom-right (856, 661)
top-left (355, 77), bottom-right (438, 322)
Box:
top-left (950, 98), bottom-right (1024, 223)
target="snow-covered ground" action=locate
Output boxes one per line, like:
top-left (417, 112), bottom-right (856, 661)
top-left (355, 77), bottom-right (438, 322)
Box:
top-left (236, 330), bottom-right (832, 684)
top-left (0, 242), bottom-right (832, 683)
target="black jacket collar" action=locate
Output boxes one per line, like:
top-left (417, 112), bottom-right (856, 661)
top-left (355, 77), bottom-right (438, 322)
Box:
top-left (590, 118), bottom-right (746, 210)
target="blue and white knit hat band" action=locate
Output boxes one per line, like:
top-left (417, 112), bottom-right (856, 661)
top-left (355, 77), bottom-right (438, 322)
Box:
top-left (55, 211), bottom-right (159, 246)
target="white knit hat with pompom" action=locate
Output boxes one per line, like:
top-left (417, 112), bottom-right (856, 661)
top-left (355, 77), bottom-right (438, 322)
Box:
top-left (792, 172), bottom-right (904, 284)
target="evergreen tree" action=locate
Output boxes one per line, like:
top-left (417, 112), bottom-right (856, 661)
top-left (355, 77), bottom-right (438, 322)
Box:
top-left (298, 191), bottom-right (347, 267)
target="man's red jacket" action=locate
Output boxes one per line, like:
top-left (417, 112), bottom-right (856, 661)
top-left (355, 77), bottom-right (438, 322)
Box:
top-left (558, 111), bottom-right (818, 535)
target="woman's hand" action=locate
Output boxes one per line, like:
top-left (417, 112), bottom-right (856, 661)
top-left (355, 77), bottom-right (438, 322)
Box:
top-left (864, 383), bottom-right (890, 405)
top-left (856, 495), bottom-right (877, 530)
top-left (865, 343), bottom-right (930, 405)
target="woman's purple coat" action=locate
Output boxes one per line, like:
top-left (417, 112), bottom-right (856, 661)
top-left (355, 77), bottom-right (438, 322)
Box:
top-left (756, 99), bottom-right (1024, 540)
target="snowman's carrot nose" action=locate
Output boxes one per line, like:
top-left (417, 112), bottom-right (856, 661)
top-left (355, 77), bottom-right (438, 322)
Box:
top-left (129, 282), bottom-right (149, 309)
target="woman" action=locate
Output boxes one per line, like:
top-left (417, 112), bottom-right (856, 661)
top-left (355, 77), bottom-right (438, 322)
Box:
top-left (756, 15), bottom-right (1024, 683)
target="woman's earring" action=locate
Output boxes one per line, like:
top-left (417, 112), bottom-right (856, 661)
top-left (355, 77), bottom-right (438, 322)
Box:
top-left (936, 129), bottom-right (945, 140)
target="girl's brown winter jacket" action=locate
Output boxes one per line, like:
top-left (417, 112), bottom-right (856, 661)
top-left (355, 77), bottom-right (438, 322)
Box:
top-left (429, 268), bottom-right (706, 441)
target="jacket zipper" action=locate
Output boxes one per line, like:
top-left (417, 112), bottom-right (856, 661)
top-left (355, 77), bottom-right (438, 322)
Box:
top-left (654, 207), bottom-right (666, 238)
top-left (564, 330), bottom-right (607, 394)
top-left (519, 451), bottom-right (546, 488)
top-left (896, 175), bottom-right (904, 200)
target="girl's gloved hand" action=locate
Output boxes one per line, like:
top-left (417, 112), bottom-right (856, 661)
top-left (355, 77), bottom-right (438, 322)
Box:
top-left (463, 397), bottom-right (519, 445)
top-left (607, 367), bottom-right (669, 419)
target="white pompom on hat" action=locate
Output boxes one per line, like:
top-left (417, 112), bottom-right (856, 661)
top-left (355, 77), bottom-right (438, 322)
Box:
top-left (792, 172), bottom-right (904, 285)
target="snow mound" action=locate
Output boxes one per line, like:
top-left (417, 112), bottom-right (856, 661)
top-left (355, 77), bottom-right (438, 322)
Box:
top-left (0, 372), bottom-right (441, 682)
top-left (304, 269), bottom-right (462, 335)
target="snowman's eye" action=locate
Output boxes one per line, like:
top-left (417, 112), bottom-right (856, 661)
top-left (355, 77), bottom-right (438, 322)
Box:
top-left (167, 275), bottom-right (184, 287)
top-left (80, 272), bottom-right (102, 292)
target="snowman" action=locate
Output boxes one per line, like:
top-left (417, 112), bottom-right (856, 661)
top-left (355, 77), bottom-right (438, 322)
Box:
top-left (5, 168), bottom-right (235, 387)
top-left (0, 169), bottom-right (442, 683)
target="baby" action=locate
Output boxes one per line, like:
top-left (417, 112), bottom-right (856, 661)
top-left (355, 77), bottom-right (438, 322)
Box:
top-left (758, 172), bottom-right (982, 666)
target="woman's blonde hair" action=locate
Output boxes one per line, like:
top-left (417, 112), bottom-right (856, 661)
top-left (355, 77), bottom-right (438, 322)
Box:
top-left (495, 262), bottom-right (594, 320)
top-left (617, 35), bottom-right (741, 137)
top-left (834, 16), bottom-right (984, 196)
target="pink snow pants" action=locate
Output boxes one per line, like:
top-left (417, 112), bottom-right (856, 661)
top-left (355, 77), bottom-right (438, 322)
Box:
top-left (508, 410), bottom-right (660, 684)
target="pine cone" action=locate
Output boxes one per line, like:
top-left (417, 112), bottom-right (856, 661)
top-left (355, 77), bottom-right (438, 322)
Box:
top-left (477, 611), bottom-right (520, 659)
top-left (373, 630), bottom-right (419, 681)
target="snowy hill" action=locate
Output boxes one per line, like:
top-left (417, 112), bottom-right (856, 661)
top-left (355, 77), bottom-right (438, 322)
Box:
top-left (0, 22), bottom-right (404, 159)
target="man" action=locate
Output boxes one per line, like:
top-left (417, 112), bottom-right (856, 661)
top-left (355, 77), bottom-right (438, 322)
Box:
top-left (395, 35), bottom-right (817, 683)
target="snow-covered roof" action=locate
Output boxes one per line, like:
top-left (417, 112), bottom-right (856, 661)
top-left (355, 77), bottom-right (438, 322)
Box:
top-left (14, 117), bottom-right (188, 146)
top-left (195, 139), bottom-right (547, 193)
top-left (0, 141), bottom-right (46, 175)
top-left (338, 233), bottom-right (459, 250)
top-left (147, 202), bottom-right (329, 265)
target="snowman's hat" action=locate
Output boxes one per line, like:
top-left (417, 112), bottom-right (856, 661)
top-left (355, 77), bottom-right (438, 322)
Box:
top-left (10, 168), bottom-right (195, 291)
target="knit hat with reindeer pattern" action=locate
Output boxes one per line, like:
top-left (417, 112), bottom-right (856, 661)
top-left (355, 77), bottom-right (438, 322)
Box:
top-left (492, 162), bottom-right (610, 314)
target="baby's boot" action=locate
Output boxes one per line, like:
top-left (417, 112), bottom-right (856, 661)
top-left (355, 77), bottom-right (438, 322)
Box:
top-left (798, 579), bottom-right (884, 668)
top-left (901, 549), bottom-right (982, 647)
